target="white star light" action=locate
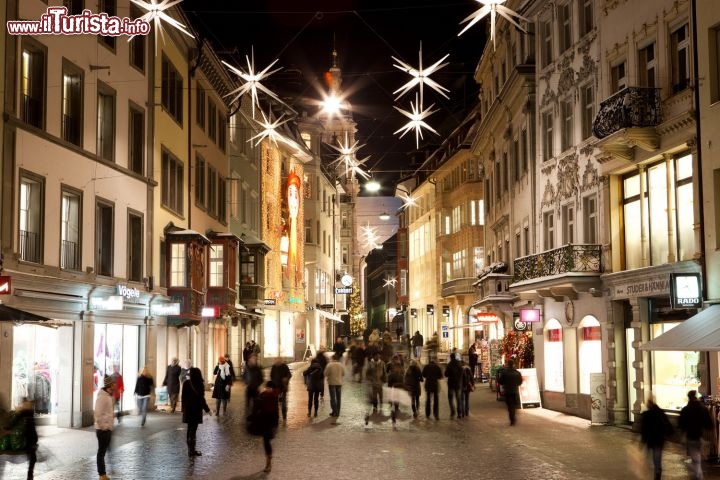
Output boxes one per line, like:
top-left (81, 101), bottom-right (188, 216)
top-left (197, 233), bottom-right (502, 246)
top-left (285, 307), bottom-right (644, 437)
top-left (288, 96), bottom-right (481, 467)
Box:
top-left (383, 277), bottom-right (398, 289)
top-left (399, 192), bottom-right (418, 210)
top-left (394, 94), bottom-right (439, 149)
top-left (392, 43), bottom-right (450, 106)
top-left (458, 0), bottom-right (530, 50)
top-left (248, 110), bottom-right (290, 147)
top-left (128, 0), bottom-right (194, 50)
top-left (329, 133), bottom-right (369, 179)
top-left (222, 47), bottom-right (283, 118)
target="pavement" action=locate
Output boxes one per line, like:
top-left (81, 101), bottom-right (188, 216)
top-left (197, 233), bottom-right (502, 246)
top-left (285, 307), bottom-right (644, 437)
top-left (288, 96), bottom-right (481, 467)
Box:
top-left (3, 361), bottom-right (720, 480)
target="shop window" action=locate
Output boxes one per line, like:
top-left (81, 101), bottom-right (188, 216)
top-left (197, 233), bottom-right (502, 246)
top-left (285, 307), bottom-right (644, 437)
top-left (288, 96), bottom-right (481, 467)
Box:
top-left (12, 324), bottom-right (59, 413)
top-left (650, 322), bottom-right (700, 410)
top-left (93, 323), bottom-right (139, 412)
top-left (544, 319), bottom-right (564, 391)
top-left (578, 316), bottom-right (602, 394)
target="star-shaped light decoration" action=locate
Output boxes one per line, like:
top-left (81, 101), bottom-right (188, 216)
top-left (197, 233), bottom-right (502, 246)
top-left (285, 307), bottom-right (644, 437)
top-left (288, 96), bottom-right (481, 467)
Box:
top-left (383, 277), bottom-right (398, 289)
top-left (329, 133), bottom-right (369, 179)
top-left (392, 43), bottom-right (449, 106)
top-left (458, 0), bottom-right (530, 51)
top-left (128, 0), bottom-right (194, 51)
top-left (222, 47), bottom-right (284, 118)
top-left (247, 110), bottom-right (290, 147)
top-left (394, 93), bottom-right (439, 149)
top-left (399, 191), bottom-right (418, 210)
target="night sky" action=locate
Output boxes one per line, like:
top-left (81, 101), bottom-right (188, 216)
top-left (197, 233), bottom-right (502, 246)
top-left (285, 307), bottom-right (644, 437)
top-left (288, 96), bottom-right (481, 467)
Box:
top-left (181, 0), bottom-right (487, 187)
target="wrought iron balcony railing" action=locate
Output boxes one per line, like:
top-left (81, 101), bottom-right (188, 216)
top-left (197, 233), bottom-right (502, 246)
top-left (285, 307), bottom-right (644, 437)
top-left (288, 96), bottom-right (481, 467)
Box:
top-left (513, 244), bottom-right (602, 283)
top-left (592, 87), bottom-right (661, 139)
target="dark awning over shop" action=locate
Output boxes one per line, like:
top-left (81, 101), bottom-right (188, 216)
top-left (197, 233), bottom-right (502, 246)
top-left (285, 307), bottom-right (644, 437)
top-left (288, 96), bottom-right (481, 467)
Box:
top-left (640, 304), bottom-right (720, 351)
top-left (0, 304), bottom-right (51, 321)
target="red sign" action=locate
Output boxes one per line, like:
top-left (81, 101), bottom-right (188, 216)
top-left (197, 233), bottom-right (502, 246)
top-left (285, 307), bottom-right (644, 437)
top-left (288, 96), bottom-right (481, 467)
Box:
top-left (0, 275), bottom-right (11, 294)
top-left (547, 329), bottom-right (562, 342)
top-left (475, 312), bottom-right (499, 322)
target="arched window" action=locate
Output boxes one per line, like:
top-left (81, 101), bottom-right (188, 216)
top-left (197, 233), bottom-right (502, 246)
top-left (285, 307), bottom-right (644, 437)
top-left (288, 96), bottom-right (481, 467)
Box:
top-left (544, 318), bottom-right (564, 391)
top-left (578, 316), bottom-right (602, 394)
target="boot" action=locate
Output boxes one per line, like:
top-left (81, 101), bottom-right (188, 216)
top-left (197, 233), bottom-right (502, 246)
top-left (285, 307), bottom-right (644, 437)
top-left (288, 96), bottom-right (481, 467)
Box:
top-left (263, 455), bottom-right (272, 473)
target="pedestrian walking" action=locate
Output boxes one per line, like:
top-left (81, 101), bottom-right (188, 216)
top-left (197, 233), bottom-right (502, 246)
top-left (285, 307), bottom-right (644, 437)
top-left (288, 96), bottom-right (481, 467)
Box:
top-left (252, 381), bottom-right (280, 473)
top-left (460, 360), bottom-right (475, 417)
top-left (133, 366), bottom-right (154, 427)
top-left (243, 354), bottom-right (264, 414)
top-left (497, 359), bottom-right (523, 425)
top-left (366, 352), bottom-right (387, 414)
top-left (110, 365), bottom-right (124, 423)
top-left (412, 331), bottom-right (424, 360)
top-left (421, 359), bottom-right (442, 420)
top-left (387, 360), bottom-right (405, 426)
top-left (404, 359), bottom-right (423, 418)
top-left (242, 342), bottom-right (253, 368)
top-left (181, 367), bottom-right (211, 457)
top-left (162, 358), bottom-right (181, 414)
top-left (640, 396), bottom-right (674, 480)
top-left (351, 341), bottom-right (367, 382)
top-left (396, 325), bottom-right (403, 341)
top-left (270, 357), bottom-right (292, 422)
top-left (179, 359), bottom-right (192, 384)
top-left (332, 336), bottom-right (346, 359)
top-left (426, 333), bottom-right (439, 362)
top-left (11, 397), bottom-right (38, 480)
top-left (468, 343), bottom-right (479, 380)
top-left (94, 375), bottom-right (114, 480)
top-left (325, 353), bottom-right (346, 420)
top-left (212, 356), bottom-right (233, 416)
top-left (444, 353), bottom-right (463, 419)
top-left (679, 390), bottom-right (713, 480)
top-left (302, 359), bottom-right (324, 417)
top-left (314, 348), bottom-right (329, 401)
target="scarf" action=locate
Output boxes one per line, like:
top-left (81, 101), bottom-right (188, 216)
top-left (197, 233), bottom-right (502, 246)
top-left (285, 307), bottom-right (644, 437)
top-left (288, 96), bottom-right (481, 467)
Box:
top-left (217, 362), bottom-right (230, 380)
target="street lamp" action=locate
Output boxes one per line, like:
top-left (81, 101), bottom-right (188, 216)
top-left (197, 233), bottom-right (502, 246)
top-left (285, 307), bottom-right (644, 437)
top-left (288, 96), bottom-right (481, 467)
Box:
top-left (365, 179), bottom-right (381, 193)
top-left (379, 212), bottom-right (390, 221)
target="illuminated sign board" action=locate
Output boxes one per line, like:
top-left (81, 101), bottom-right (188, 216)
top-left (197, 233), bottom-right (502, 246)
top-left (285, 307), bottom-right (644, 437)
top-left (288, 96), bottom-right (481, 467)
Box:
top-left (150, 303), bottom-right (180, 316)
top-left (670, 273), bottom-right (702, 309)
top-left (90, 296), bottom-right (124, 311)
top-left (519, 308), bottom-right (541, 323)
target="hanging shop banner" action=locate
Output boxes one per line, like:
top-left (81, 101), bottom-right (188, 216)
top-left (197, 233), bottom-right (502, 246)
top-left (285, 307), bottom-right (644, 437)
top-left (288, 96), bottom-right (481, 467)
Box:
top-left (590, 372), bottom-right (608, 424)
top-left (518, 368), bottom-right (541, 408)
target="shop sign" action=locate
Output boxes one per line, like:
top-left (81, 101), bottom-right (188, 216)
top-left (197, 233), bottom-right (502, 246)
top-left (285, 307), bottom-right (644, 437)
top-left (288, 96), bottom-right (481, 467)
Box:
top-left (117, 284), bottom-right (141, 303)
top-left (613, 278), bottom-right (669, 299)
top-left (150, 303), bottom-right (180, 316)
top-left (547, 328), bottom-right (562, 342)
top-left (201, 307), bottom-right (217, 317)
top-left (669, 273), bottom-right (702, 309)
top-left (90, 295), bottom-right (123, 311)
top-left (519, 308), bottom-right (541, 323)
top-left (475, 312), bottom-right (499, 322)
top-left (0, 275), bottom-right (11, 294)
top-left (264, 299), bottom-right (276, 306)
top-left (335, 287), bottom-right (352, 294)
top-left (514, 318), bottom-right (529, 331)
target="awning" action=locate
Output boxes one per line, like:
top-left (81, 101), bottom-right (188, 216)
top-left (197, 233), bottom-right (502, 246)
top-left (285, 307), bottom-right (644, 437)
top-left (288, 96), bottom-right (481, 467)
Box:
top-left (449, 323), bottom-right (484, 329)
top-left (317, 309), bottom-right (343, 323)
top-left (0, 304), bottom-right (51, 322)
top-left (640, 304), bottom-right (720, 351)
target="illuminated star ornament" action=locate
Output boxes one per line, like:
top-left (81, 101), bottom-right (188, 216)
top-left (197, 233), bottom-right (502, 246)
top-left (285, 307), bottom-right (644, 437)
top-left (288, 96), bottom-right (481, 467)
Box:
top-left (458, 0), bottom-right (530, 50)
top-left (329, 133), bottom-right (370, 179)
top-left (247, 110), bottom-right (290, 147)
top-left (394, 93), bottom-right (439, 149)
top-left (383, 277), bottom-right (398, 289)
top-left (222, 47), bottom-right (284, 118)
top-left (128, 0), bottom-right (194, 50)
top-left (399, 191), bottom-right (418, 210)
top-left (392, 43), bottom-right (449, 106)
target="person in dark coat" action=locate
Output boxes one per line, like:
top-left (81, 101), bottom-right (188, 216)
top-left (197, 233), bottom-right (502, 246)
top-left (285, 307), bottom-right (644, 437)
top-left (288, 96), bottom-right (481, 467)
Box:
top-left (302, 360), bottom-right (324, 417)
top-left (679, 390), bottom-right (713, 480)
top-left (242, 354), bottom-right (264, 414)
top-left (444, 353), bottom-right (463, 418)
top-left (387, 361), bottom-right (405, 425)
top-left (498, 359), bottom-right (523, 425)
top-left (411, 331), bottom-right (424, 360)
top-left (404, 359), bottom-right (424, 418)
top-left (332, 336), bottom-right (346, 359)
top-left (242, 343), bottom-right (253, 366)
top-left (421, 359), bottom-right (442, 420)
top-left (270, 357), bottom-right (292, 421)
top-left (254, 381), bottom-right (280, 473)
top-left (181, 367), bottom-right (210, 457)
top-left (224, 353), bottom-right (237, 383)
top-left (641, 396), bottom-right (674, 480)
top-left (468, 343), bottom-right (479, 380)
top-left (12, 397), bottom-right (38, 480)
top-left (162, 358), bottom-right (181, 413)
top-left (212, 356), bottom-right (233, 416)
top-left (460, 361), bottom-right (475, 417)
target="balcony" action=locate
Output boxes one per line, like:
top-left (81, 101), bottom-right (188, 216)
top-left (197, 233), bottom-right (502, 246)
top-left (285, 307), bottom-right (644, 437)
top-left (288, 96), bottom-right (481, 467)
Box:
top-left (511, 244), bottom-right (602, 300)
top-left (592, 87), bottom-right (661, 162)
top-left (20, 229), bottom-right (41, 264)
top-left (441, 277), bottom-right (477, 298)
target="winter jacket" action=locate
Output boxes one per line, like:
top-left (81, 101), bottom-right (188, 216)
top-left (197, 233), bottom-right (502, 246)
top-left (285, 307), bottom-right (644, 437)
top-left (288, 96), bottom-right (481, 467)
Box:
top-left (134, 374), bottom-right (154, 397)
top-left (366, 359), bottom-right (387, 386)
top-left (270, 362), bottom-right (292, 393)
top-left (324, 360), bottom-right (345, 386)
top-left (641, 403), bottom-right (673, 447)
top-left (679, 398), bottom-right (712, 440)
top-left (94, 388), bottom-right (115, 431)
top-left (303, 361), bottom-right (325, 392)
top-left (163, 363), bottom-right (182, 395)
top-left (404, 364), bottom-right (424, 394)
top-left (182, 378), bottom-right (210, 424)
top-left (212, 363), bottom-right (233, 400)
top-left (444, 358), bottom-right (463, 389)
top-left (421, 362), bottom-right (443, 392)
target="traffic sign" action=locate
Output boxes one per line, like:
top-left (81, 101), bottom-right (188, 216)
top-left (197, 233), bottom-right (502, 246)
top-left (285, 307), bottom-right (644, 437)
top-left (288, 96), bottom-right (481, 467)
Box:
top-left (0, 275), bottom-right (11, 294)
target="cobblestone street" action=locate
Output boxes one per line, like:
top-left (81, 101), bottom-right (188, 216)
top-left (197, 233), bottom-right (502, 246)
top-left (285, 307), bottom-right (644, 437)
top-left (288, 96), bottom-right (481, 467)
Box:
top-left (4, 362), bottom-right (720, 479)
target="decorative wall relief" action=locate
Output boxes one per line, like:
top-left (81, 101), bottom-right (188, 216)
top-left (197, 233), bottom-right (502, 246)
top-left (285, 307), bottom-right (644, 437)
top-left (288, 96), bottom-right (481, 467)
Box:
top-left (541, 160), bottom-right (556, 177)
top-left (577, 50), bottom-right (598, 85)
top-left (540, 88), bottom-right (558, 109)
top-left (541, 178), bottom-right (556, 210)
top-left (557, 153), bottom-right (579, 200)
top-left (581, 158), bottom-right (600, 193)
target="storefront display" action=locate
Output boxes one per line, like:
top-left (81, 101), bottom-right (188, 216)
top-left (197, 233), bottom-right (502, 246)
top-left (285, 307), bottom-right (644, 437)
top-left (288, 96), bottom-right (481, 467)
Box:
top-left (650, 322), bottom-right (701, 411)
top-left (12, 325), bottom-right (59, 416)
top-left (93, 323), bottom-right (139, 409)
top-left (544, 319), bottom-right (564, 392)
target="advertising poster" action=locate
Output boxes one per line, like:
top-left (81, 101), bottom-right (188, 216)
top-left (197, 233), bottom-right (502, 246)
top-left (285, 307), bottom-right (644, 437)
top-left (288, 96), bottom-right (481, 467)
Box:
top-left (518, 368), bottom-right (542, 408)
top-left (590, 372), bottom-right (608, 424)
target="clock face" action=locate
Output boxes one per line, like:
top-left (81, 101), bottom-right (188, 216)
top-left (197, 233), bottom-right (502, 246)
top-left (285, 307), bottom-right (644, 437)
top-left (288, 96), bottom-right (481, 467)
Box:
top-left (340, 274), bottom-right (353, 287)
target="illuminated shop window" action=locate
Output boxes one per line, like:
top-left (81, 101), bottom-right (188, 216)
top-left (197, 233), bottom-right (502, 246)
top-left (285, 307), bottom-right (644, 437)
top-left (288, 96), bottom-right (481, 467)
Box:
top-left (544, 318), bottom-right (564, 392)
top-left (578, 316), bottom-right (602, 394)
